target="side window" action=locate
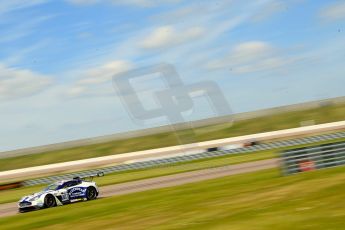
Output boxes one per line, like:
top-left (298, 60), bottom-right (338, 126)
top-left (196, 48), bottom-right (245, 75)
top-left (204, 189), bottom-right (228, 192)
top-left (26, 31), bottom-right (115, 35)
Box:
top-left (63, 181), bottom-right (74, 188)
top-left (62, 182), bottom-right (70, 188)
top-left (65, 180), bottom-right (80, 188)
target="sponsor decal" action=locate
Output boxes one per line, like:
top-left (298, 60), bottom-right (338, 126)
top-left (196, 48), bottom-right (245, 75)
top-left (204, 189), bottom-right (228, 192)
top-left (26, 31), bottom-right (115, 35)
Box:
top-left (68, 187), bottom-right (86, 198)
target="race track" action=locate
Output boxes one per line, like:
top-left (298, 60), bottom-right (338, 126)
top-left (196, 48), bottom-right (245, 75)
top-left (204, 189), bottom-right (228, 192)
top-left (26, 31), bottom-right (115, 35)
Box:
top-left (0, 158), bottom-right (278, 218)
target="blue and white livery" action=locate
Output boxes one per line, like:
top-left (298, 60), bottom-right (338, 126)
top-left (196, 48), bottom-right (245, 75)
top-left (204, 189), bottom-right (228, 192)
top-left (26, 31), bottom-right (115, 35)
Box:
top-left (18, 172), bottom-right (104, 212)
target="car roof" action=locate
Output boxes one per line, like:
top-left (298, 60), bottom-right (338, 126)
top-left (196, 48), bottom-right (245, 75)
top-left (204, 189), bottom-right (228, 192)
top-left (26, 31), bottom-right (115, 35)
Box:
top-left (56, 178), bottom-right (81, 184)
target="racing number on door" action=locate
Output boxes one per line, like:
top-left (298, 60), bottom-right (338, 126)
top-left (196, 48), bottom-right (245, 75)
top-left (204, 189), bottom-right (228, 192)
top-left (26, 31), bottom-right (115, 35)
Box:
top-left (61, 192), bottom-right (69, 201)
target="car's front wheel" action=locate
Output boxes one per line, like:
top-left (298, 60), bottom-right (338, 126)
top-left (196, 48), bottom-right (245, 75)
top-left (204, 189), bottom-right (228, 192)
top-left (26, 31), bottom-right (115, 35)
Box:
top-left (44, 194), bottom-right (56, 208)
top-left (86, 187), bottom-right (98, 200)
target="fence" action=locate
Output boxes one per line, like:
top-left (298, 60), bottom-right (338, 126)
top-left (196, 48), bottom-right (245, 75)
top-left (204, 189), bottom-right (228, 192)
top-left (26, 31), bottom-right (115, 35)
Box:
top-left (22, 130), bottom-right (345, 186)
top-left (280, 141), bottom-right (345, 175)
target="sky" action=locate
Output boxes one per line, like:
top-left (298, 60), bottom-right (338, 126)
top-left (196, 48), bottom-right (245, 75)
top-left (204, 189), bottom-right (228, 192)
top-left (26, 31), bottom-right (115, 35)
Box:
top-left (0, 0), bottom-right (345, 151)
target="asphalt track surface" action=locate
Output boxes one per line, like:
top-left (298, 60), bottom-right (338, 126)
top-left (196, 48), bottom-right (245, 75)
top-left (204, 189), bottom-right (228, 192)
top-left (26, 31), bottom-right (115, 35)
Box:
top-left (0, 158), bottom-right (279, 218)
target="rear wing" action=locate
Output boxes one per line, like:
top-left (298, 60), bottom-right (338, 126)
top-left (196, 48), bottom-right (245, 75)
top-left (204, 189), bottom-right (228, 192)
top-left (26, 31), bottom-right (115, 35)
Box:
top-left (73, 172), bottom-right (104, 182)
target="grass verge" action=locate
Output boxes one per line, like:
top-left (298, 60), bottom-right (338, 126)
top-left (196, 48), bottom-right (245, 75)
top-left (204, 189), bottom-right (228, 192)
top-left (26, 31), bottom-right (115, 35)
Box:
top-left (1, 166), bottom-right (345, 230)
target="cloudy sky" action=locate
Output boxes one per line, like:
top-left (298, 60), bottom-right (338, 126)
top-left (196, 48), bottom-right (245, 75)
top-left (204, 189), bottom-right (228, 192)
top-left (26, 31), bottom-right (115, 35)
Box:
top-left (0, 0), bottom-right (344, 151)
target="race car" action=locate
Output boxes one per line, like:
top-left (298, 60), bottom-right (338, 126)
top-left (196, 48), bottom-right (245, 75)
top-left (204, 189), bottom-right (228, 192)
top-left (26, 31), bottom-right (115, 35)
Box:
top-left (18, 172), bottom-right (104, 213)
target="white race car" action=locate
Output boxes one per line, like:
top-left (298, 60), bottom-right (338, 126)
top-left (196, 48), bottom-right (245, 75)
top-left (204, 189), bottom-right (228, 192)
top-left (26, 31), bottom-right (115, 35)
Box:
top-left (18, 172), bottom-right (104, 213)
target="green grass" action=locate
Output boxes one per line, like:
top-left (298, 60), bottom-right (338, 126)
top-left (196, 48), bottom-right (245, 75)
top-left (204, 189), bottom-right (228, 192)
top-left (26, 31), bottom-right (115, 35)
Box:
top-left (2, 166), bottom-right (345, 230)
top-left (0, 103), bottom-right (344, 171)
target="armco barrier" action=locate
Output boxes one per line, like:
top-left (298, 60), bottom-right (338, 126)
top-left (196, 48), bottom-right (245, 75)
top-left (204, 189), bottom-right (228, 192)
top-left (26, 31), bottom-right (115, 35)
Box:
top-left (280, 141), bottom-right (345, 175)
top-left (22, 131), bottom-right (345, 186)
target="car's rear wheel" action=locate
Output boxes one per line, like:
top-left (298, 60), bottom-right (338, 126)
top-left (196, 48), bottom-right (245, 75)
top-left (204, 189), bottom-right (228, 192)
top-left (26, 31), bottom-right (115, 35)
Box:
top-left (86, 187), bottom-right (97, 200)
top-left (44, 194), bottom-right (56, 208)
